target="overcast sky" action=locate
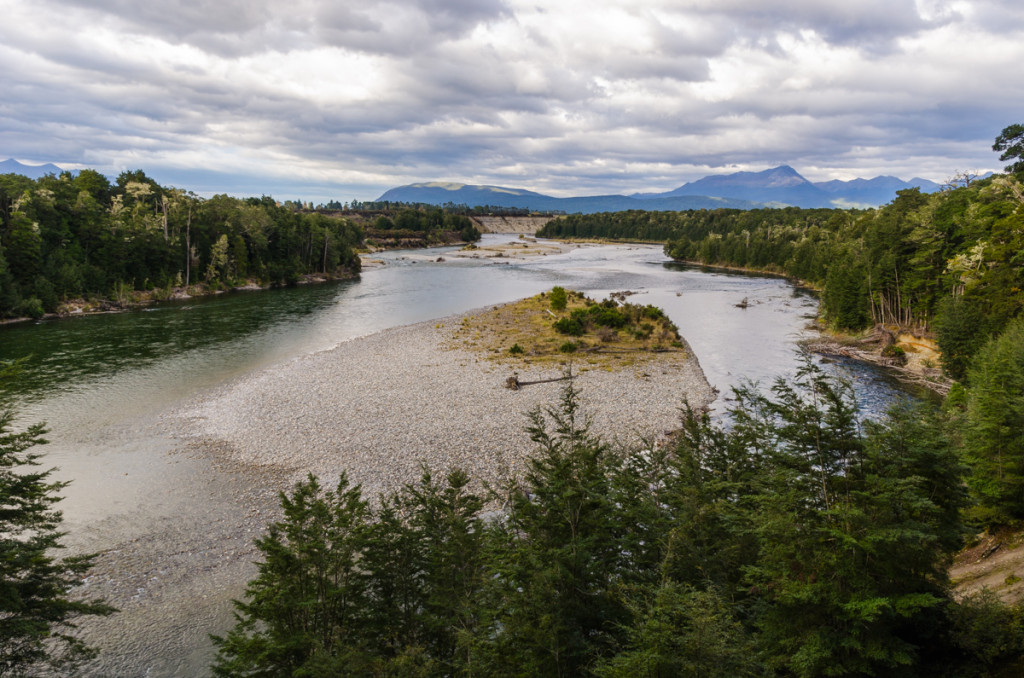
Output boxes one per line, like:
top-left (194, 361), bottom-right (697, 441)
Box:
top-left (1, 0), bottom-right (1021, 201)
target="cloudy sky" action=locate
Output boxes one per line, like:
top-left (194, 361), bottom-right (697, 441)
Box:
top-left (1, 0), bottom-right (1022, 201)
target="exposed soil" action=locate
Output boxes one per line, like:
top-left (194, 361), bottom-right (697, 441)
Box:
top-left (952, 527), bottom-right (1024, 603)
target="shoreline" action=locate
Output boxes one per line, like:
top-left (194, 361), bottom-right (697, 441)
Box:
top-left (0, 270), bottom-right (360, 327)
top-left (176, 303), bottom-right (716, 502)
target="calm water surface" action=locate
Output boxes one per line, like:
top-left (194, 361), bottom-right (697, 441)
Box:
top-left (1, 235), bottom-right (920, 436)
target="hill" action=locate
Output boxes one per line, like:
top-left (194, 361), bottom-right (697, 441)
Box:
top-left (0, 158), bottom-right (68, 179)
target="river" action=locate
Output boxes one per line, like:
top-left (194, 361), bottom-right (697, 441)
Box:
top-left (0, 235), bottom-right (924, 676)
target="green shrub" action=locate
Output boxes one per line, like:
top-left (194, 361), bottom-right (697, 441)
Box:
top-left (553, 318), bottom-right (585, 336)
top-left (550, 286), bottom-right (568, 311)
top-left (559, 341), bottom-right (578, 353)
top-left (509, 343), bottom-right (524, 355)
top-left (588, 306), bottom-right (627, 328)
top-left (641, 305), bottom-right (665, 320)
top-left (16, 296), bottom-right (44, 319)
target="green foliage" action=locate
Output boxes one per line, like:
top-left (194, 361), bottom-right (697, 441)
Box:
top-left (946, 590), bottom-right (1024, 674)
top-left (558, 340), bottom-right (578, 353)
top-left (549, 285), bottom-right (567, 311)
top-left (0, 174), bottom-right (364, 318)
top-left (552, 317), bottom-right (584, 336)
top-left (594, 583), bottom-right (757, 678)
top-left (729, 361), bottom-right (965, 676)
top-left (367, 207), bottom-right (480, 243)
top-left (215, 368), bottom-right (1010, 677)
top-left (211, 472), bottom-right (371, 676)
top-left (994, 123), bottom-right (1024, 176)
top-left (508, 343), bottom-right (524, 355)
top-left (212, 469), bottom-right (487, 676)
top-left (936, 296), bottom-right (990, 382)
top-left (962, 315), bottom-right (1024, 526)
top-left (0, 360), bottom-right (114, 675)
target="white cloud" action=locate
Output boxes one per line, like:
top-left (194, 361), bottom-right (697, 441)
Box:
top-left (0, 0), bottom-right (1019, 199)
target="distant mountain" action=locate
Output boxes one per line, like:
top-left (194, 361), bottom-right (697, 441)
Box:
top-left (813, 175), bottom-right (941, 206)
top-left (634, 165), bottom-right (826, 207)
top-left (375, 182), bottom-right (763, 214)
top-left (633, 165), bottom-right (940, 208)
top-left (378, 167), bottom-right (942, 214)
top-left (0, 158), bottom-right (67, 179)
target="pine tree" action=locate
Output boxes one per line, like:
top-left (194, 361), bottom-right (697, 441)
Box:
top-left (0, 360), bottom-right (113, 675)
top-left (963, 315), bottom-right (1024, 525)
top-left (211, 472), bottom-right (372, 676)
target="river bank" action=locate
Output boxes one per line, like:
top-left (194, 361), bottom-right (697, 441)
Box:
top-left (66, 298), bottom-right (714, 675)
top-left (802, 324), bottom-right (952, 396)
top-left (0, 271), bottom-right (361, 327)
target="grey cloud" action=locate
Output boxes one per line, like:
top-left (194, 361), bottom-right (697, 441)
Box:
top-left (42, 0), bottom-right (509, 58)
top-left (3, 0), bottom-right (1018, 201)
top-left (681, 0), bottom-right (958, 52)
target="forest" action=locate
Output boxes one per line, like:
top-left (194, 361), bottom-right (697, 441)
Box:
top-left (0, 171), bottom-right (485, 321)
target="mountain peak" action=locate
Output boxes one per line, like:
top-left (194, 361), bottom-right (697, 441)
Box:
top-left (0, 158), bottom-right (66, 179)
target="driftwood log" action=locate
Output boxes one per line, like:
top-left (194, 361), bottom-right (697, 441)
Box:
top-left (505, 372), bottom-right (576, 390)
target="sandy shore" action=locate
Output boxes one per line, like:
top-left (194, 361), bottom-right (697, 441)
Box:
top-left (178, 306), bottom-right (715, 503)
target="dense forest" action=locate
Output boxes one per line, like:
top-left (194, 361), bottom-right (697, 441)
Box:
top-left (539, 173), bottom-right (1024, 383)
top-left (0, 171), bottom-right (486, 321)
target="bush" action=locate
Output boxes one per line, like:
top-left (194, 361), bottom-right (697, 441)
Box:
top-left (559, 341), bottom-right (578, 353)
top-left (882, 344), bottom-right (907, 365)
top-left (632, 322), bottom-right (654, 340)
top-left (553, 317), bottom-right (585, 336)
top-left (550, 286), bottom-right (568, 311)
top-left (16, 296), bottom-right (44, 319)
top-left (509, 343), bottom-right (524, 355)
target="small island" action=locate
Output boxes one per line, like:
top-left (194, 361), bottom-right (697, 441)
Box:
top-left (183, 289), bottom-right (714, 502)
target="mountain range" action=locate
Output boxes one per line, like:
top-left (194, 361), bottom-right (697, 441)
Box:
top-left (2, 158), bottom-right (943, 212)
top-left (0, 158), bottom-right (67, 179)
top-left (378, 166), bottom-right (942, 214)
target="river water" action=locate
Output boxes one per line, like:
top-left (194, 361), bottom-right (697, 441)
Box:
top-left (0, 235), bottom-right (924, 675)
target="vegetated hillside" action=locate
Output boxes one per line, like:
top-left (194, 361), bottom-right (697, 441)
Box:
top-left (542, 175), bottom-right (1024, 384)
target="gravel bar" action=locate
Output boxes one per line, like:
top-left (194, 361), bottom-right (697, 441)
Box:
top-left (178, 305), bottom-right (717, 502)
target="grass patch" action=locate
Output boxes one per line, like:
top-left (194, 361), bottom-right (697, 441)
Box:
top-left (446, 288), bottom-right (688, 368)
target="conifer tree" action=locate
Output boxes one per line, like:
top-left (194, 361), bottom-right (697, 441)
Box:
top-left (963, 315), bottom-right (1024, 525)
top-left (0, 360), bottom-right (113, 675)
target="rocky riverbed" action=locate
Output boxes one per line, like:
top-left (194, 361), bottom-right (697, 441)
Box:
top-left (180, 305), bottom-right (715, 502)
top-left (71, 302), bottom-right (714, 676)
